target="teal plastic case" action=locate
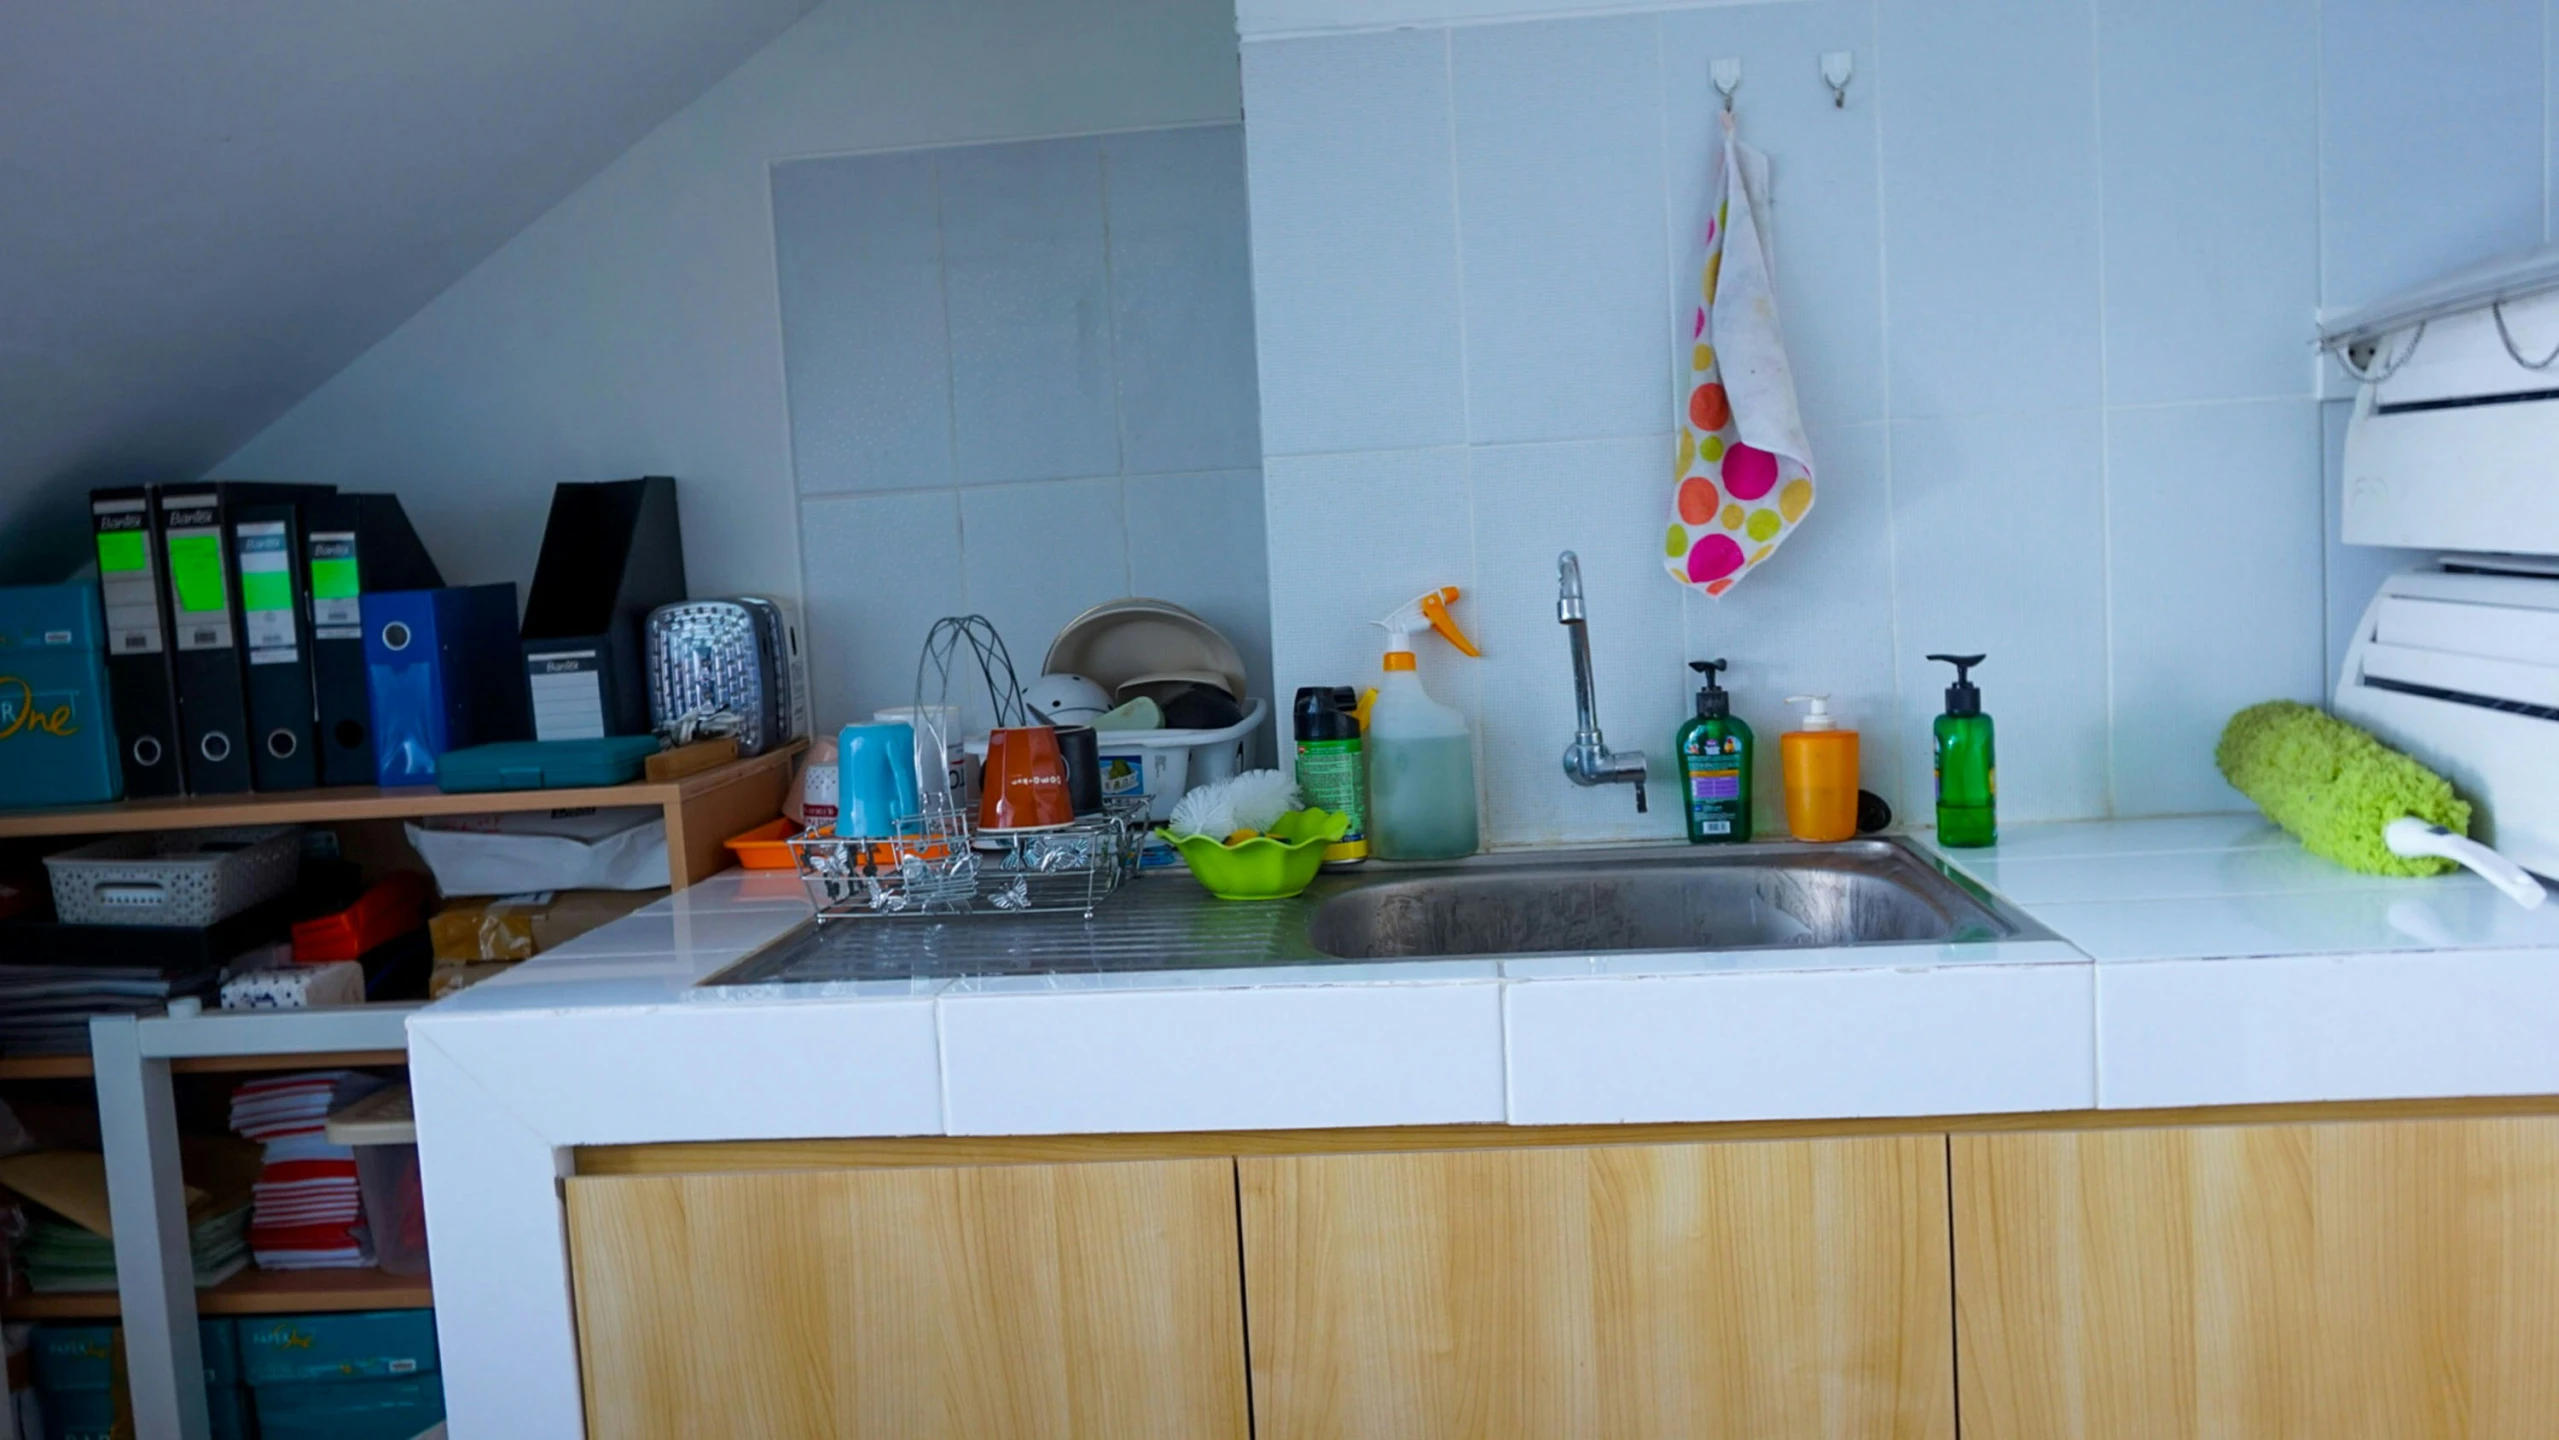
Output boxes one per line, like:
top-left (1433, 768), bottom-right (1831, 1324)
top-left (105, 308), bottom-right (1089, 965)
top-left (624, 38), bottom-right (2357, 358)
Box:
top-left (433, 735), bottom-right (660, 792)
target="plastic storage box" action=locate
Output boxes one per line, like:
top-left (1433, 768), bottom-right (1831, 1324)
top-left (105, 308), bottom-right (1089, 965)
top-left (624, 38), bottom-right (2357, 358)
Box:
top-left (0, 582), bottom-right (123, 807)
top-left (43, 826), bottom-right (300, 926)
top-left (328, 1084), bottom-right (429, 1277)
top-left (434, 735), bottom-right (662, 792)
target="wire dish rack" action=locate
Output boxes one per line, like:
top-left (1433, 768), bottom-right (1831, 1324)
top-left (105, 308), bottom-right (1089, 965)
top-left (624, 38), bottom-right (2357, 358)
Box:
top-left (790, 799), bottom-right (1147, 920)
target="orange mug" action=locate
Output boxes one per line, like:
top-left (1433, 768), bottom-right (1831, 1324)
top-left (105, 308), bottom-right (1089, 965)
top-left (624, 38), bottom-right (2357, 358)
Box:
top-left (980, 726), bottom-right (1074, 832)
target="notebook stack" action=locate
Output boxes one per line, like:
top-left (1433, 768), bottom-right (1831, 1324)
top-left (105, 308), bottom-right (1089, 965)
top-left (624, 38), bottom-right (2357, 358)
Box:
top-left (229, 1072), bottom-right (385, 1270)
top-left (20, 1205), bottom-right (250, 1292)
top-left (0, 964), bottom-right (221, 1055)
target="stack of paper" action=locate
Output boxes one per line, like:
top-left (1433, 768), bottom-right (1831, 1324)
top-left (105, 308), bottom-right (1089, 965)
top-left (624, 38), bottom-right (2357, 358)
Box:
top-left (0, 964), bottom-right (220, 1054)
top-left (0, 1145), bottom-right (257, 1291)
top-left (229, 1071), bottom-right (385, 1270)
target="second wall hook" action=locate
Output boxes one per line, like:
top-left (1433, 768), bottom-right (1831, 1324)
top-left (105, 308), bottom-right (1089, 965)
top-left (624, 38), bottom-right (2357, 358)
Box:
top-left (1821, 51), bottom-right (1854, 108)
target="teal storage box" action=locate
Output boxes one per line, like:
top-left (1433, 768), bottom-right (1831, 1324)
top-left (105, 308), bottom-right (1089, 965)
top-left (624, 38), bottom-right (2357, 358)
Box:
top-left (255, 1374), bottom-right (445, 1440)
top-left (37, 1385), bottom-right (114, 1440)
top-left (241, 1308), bottom-right (438, 1385)
top-left (435, 735), bottom-right (659, 792)
top-left (200, 1316), bottom-right (241, 1387)
top-left (0, 582), bottom-right (122, 806)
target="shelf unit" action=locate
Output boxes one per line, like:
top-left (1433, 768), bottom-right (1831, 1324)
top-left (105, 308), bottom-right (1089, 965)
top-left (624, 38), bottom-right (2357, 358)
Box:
top-left (0, 741), bottom-right (801, 888)
top-left (6, 1266), bottom-right (432, 1320)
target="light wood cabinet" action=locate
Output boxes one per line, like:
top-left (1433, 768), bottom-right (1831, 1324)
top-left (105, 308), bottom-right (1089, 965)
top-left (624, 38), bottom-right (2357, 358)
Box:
top-left (563, 1158), bottom-right (1249, 1440)
top-left (1237, 1136), bottom-right (1955, 1440)
top-left (1952, 1117), bottom-right (2559, 1440)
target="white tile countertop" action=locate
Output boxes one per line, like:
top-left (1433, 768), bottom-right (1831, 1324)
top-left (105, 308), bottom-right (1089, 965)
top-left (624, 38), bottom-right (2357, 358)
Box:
top-left (407, 815), bottom-right (2559, 1438)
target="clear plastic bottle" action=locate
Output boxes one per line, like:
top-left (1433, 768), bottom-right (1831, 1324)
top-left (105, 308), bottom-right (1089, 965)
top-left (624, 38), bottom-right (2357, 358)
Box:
top-left (1364, 588), bottom-right (1482, 861)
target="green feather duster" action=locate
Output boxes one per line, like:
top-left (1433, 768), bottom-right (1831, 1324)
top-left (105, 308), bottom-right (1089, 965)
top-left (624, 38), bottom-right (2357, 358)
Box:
top-left (2215, 701), bottom-right (2470, 876)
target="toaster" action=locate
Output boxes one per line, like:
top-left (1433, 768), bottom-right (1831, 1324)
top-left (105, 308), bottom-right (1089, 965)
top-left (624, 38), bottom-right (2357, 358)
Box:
top-left (644, 598), bottom-right (807, 757)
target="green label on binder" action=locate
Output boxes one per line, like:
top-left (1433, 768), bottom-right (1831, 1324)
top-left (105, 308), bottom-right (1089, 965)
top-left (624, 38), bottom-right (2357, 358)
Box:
top-left (95, 531), bottom-right (148, 574)
top-left (167, 533), bottom-right (226, 616)
top-left (310, 556), bottom-right (358, 600)
top-left (241, 569), bottom-right (291, 613)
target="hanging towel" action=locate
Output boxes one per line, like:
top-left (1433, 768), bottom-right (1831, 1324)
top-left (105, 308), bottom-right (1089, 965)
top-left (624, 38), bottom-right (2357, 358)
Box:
top-left (1667, 111), bottom-right (1815, 597)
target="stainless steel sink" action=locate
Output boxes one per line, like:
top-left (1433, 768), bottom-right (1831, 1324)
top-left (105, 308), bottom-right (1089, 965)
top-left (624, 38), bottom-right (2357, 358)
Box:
top-left (699, 838), bottom-right (2046, 990)
top-left (1305, 840), bottom-right (2023, 960)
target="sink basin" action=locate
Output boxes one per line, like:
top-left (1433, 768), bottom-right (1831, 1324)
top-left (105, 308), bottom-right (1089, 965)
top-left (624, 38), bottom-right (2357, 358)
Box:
top-left (698, 838), bottom-right (2045, 990)
top-left (1306, 841), bottom-right (2019, 960)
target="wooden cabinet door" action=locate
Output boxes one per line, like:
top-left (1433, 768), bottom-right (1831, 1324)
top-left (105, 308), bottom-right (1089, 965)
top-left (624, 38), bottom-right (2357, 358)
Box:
top-left (1953, 1117), bottom-right (2559, 1440)
top-left (1238, 1137), bottom-right (1953, 1440)
top-left (565, 1158), bottom-right (1249, 1440)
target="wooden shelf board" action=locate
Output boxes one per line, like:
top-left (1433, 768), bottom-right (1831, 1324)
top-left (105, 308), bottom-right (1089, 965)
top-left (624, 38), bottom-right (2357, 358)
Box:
top-left (0, 1055), bottom-right (93, 1081)
top-left (5, 1267), bottom-right (431, 1320)
top-left (171, 1048), bottom-right (407, 1075)
top-left (0, 743), bottom-right (801, 842)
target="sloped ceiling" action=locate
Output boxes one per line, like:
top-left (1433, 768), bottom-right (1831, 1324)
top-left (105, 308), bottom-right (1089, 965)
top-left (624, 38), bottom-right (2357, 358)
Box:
top-left (0, 0), bottom-right (817, 580)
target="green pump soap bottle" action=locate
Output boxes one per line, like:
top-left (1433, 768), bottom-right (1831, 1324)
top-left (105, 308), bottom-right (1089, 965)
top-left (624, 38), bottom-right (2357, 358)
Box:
top-left (1928, 653), bottom-right (1995, 847)
top-left (1676, 659), bottom-right (1753, 843)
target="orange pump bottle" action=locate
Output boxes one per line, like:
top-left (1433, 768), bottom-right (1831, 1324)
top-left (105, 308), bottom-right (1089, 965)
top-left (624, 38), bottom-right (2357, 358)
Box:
top-left (1780, 695), bottom-right (1859, 842)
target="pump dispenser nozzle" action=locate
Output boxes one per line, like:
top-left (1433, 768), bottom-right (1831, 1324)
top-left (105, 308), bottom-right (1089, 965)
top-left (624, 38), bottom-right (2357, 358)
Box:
top-left (1784, 694), bottom-right (1837, 731)
top-left (1689, 659), bottom-right (1731, 719)
top-left (1927, 653), bottom-right (1987, 717)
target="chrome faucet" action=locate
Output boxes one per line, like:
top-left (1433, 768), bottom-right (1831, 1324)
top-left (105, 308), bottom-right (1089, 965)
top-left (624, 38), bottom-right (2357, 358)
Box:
top-left (1556, 551), bottom-right (1649, 812)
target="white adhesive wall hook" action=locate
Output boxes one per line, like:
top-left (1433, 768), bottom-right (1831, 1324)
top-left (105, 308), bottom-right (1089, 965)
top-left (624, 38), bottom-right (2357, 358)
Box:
top-left (1712, 58), bottom-right (1742, 113)
top-left (1821, 51), bottom-right (1854, 108)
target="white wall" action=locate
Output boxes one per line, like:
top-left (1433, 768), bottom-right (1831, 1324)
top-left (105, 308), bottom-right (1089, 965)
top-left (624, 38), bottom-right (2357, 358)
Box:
top-left (216, 0), bottom-right (1243, 616)
top-left (1244, 0), bottom-right (2546, 846)
top-left (775, 127), bottom-right (1271, 735)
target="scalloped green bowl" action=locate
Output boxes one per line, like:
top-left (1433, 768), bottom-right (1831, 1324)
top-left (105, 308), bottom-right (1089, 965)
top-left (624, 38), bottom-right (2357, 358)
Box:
top-left (1169, 808), bottom-right (1352, 901)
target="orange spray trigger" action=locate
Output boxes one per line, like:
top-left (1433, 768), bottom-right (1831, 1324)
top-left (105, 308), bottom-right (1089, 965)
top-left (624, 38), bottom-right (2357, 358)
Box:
top-left (1419, 587), bottom-right (1481, 656)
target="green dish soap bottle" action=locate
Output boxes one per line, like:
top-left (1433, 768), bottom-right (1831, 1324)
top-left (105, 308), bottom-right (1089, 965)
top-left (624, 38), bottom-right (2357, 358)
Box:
top-left (1676, 659), bottom-right (1752, 844)
top-left (1928, 653), bottom-right (1995, 847)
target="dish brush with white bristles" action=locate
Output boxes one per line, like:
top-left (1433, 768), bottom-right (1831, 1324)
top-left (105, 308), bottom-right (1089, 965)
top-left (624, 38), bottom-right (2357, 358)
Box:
top-left (1169, 770), bottom-right (1301, 841)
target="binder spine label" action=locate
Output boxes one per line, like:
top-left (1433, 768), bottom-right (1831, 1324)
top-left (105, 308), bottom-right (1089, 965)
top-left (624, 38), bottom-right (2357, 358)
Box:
top-left (161, 496), bottom-right (234, 652)
top-left (237, 520), bottom-right (298, 664)
top-left (92, 504), bottom-right (162, 656)
top-left (308, 531), bottom-right (362, 639)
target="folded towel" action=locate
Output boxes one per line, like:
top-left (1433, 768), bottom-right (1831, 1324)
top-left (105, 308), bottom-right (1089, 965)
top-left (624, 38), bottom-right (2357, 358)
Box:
top-left (1668, 111), bottom-right (1816, 597)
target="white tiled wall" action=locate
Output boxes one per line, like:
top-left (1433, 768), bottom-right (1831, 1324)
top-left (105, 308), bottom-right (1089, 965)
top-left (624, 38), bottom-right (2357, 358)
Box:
top-left (1243, 0), bottom-right (2551, 845)
top-left (776, 124), bottom-right (1271, 734)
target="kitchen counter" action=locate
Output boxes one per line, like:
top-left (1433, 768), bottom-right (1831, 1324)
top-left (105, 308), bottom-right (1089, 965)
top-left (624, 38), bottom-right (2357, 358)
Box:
top-left (408, 813), bottom-right (2559, 1437)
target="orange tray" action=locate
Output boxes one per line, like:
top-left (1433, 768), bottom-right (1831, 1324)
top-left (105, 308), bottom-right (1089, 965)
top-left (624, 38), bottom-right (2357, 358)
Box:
top-left (724, 819), bottom-right (804, 870)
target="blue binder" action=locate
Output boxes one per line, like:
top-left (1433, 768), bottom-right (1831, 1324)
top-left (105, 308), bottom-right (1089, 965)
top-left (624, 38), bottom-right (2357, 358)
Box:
top-left (363, 585), bottom-right (528, 787)
top-left (0, 583), bottom-right (123, 807)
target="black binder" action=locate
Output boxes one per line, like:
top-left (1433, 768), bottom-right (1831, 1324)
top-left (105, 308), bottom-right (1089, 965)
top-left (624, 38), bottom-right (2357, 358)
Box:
top-left (89, 487), bottom-right (186, 797)
top-left (158, 483), bottom-right (332, 793)
top-left (304, 495), bottom-right (443, 786)
top-left (520, 477), bottom-right (686, 739)
top-left (233, 502), bottom-right (321, 790)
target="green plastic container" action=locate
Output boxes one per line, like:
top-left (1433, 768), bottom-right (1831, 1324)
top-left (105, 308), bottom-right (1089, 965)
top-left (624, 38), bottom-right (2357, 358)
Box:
top-left (1170, 808), bottom-right (1351, 900)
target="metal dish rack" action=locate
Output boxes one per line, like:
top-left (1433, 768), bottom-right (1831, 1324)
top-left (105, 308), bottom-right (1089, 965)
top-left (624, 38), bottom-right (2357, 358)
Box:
top-left (790, 799), bottom-right (1147, 920)
top-left (793, 613), bottom-right (1151, 921)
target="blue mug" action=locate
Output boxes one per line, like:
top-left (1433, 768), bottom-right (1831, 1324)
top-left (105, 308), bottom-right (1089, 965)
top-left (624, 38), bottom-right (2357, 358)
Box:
top-left (837, 722), bottom-right (921, 838)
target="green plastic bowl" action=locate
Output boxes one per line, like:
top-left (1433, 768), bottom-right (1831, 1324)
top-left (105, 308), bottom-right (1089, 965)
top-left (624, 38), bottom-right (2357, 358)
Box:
top-left (1169, 808), bottom-right (1352, 901)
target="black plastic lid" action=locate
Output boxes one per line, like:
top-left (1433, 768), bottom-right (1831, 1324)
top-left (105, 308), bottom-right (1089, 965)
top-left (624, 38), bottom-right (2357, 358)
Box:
top-left (1927, 653), bottom-right (1986, 717)
top-left (1295, 686), bottom-right (1358, 741)
top-left (1689, 659), bottom-right (1730, 719)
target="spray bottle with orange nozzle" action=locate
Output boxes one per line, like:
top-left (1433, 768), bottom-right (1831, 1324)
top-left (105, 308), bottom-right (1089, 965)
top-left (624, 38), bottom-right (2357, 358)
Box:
top-left (1363, 586), bottom-right (1482, 859)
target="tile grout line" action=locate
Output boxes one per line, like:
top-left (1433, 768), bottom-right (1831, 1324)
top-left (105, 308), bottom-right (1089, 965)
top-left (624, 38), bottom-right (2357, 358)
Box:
top-left (929, 155), bottom-right (972, 616)
top-left (1869, 0), bottom-right (1908, 819)
top-left (1095, 143), bottom-right (1138, 597)
top-left (1441, 25), bottom-right (1498, 832)
top-left (2089, 0), bottom-right (2119, 821)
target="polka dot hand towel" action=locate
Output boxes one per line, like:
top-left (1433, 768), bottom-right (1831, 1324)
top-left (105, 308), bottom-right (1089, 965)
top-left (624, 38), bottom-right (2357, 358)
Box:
top-left (1668, 111), bottom-right (1814, 597)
